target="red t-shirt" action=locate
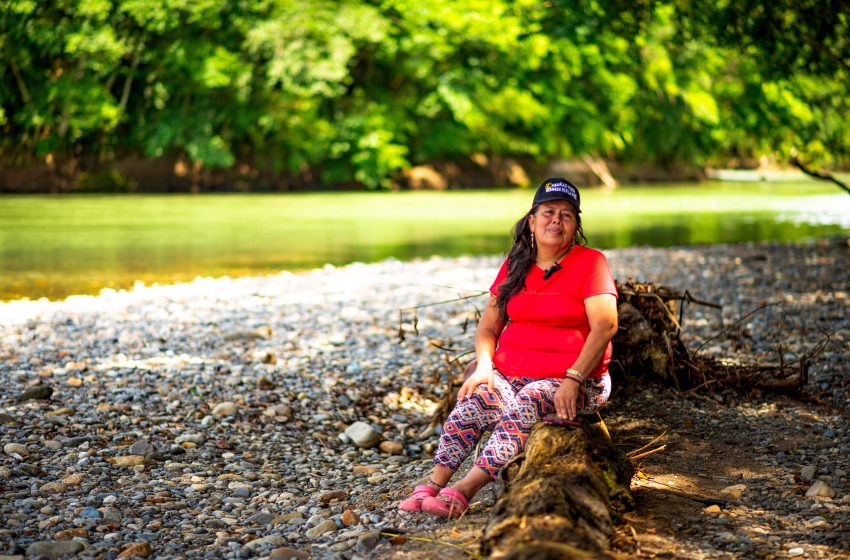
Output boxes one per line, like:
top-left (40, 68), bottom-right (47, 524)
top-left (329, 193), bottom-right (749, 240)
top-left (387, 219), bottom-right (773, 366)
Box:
top-left (489, 245), bottom-right (617, 379)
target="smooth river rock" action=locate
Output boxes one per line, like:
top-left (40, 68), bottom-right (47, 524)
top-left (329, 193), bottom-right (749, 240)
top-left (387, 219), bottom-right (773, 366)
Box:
top-left (212, 402), bottom-right (238, 417)
top-left (3, 443), bottom-right (28, 457)
top-left (25, 541), bottom-right (85, 558)
top-left (345, 421), bottom-right (382, 448)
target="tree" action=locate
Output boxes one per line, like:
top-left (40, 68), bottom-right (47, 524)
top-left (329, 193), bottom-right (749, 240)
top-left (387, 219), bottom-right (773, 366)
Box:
top-left (1, 0), bottom-right (848, 191)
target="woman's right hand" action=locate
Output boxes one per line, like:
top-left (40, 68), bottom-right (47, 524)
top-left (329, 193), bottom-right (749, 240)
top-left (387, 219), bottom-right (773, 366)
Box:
top-left (457, 363), bottom-right (494, 401)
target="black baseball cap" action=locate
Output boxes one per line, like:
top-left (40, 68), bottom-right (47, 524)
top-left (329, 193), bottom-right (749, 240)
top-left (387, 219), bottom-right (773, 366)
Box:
top-left (532, 177), bottom-right (581, 213)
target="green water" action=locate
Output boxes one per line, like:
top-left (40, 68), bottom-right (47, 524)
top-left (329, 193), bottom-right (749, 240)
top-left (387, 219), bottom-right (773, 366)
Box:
top-left (1, 182), bottom-right (848, 301)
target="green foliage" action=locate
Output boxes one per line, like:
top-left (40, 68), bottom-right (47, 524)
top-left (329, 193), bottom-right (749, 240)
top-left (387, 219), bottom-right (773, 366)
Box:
top-left (1, 0), bottom-right (848, 190)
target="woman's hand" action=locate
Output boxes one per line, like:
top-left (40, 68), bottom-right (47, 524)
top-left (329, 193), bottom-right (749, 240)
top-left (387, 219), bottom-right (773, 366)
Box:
top-left (458, 295), bottom-right (503, 402)
top-left (553, 378), bottom-right (580, 420)
top-left (457, 363), bottom-right (494, 401)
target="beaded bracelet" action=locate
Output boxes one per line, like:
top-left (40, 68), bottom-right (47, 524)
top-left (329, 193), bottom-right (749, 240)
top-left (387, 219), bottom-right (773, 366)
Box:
top-left (566, 368), bottom-right (584, 382)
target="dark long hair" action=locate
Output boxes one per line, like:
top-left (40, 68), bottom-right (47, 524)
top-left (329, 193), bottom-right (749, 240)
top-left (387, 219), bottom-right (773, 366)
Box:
top-left (494, 205), bottom-right (587, 323)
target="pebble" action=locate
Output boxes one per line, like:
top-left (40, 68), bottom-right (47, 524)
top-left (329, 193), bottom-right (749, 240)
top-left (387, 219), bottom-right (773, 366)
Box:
top-left (108, 455), bottom-right (146, 467)
top-left (379, 441), bottom-right (404, 455)
top-left (175, 433), bottom-right (205, 444)
top-left (721, 484), bottom-right (747, 500)
top-left (244, 535), bottom-right (287, 549)
top-left (306, 519), bottom-right (338, 538)
top-left (25, 541), bottom-right (85, 557)
top-left (801, 465), bottom-right (817, 481)
top-left (117, 542), bottom-right (153, 558)
top-left (341, 509), bottom-right (360, 526)
top-left (80, 506), bottom-right (102, 519)
top-left (318, 490), bottom-right (347, 503)
top-left (356, 531), bottom-right (382, 554)
top-left (345, 421), bottom-right (382, 448)
top-left (54, 528), bottom-right (88, 540)
top-left (63, 436), bottom-right (91, 448)
top-left (45, 407), bottom-right (74, 416)
top-left (0, 242), bottom-right (848, 560)
top-left (61, 473), bottom-right (84, 486)
top-left (274, 512), bottom-right (304, 524)
top-left (269, 548), bottom-right (310, 560)
top-left (247, 512), bottom-right (275, 525)
top-left (264, 404), bottom-right (293, 418)
top-left (128, 439), bottom-right (156, 456)
top-left (231, 485), bottom-right (251, 498)
top-left (39, 482), bottom-right (67, 493)
top-left (102, 506), bottom-right (123, 523)
top-left (806, 480), bottom-right (837, 498)
top-left (3, 443), bottom-right (28, 457)
top-left (212, 402), bottom-right (238, 417)
top-left (18, 385), bottom-right (53, 401)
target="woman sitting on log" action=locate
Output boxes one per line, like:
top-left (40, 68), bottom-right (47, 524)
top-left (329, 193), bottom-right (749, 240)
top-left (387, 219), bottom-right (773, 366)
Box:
top-left (399, 177), bottom-right (619, 518)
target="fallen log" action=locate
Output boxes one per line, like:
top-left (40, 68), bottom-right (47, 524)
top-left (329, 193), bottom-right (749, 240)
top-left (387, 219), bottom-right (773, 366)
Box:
top-left (481, 420), bottom-right (634, 559)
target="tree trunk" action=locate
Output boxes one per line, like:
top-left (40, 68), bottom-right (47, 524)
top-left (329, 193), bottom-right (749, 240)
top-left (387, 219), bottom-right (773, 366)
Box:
top-left (481, 420), bottom-right (634, 559)
top-left (581, 155), bottom-right (618, 190)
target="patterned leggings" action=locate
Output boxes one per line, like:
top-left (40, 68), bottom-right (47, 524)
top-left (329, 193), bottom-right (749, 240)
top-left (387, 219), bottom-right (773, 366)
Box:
top-left (433, 370), bottom-right (611, 480)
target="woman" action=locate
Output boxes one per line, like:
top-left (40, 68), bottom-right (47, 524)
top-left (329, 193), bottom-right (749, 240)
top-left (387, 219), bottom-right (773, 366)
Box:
top-left (399, 177), bottom-right (618, 518)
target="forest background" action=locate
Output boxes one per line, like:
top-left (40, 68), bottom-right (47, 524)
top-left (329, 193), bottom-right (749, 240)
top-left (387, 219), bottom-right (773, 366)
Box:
top-left (1, 0), bottom-right (848, 193)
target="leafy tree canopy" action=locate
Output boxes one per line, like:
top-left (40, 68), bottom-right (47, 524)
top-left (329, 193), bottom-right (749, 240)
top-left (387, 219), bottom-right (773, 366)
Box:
top-left (1, 0), bottom-right (847, 189)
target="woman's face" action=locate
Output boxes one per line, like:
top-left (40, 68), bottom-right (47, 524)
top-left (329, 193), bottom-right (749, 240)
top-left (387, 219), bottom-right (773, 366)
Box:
top-left (529, 201), bottom-right (577, 250)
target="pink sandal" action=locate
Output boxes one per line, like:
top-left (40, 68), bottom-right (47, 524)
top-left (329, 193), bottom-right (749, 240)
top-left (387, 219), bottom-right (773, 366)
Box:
top-left (421, 487), bottom-right (469, 518)
top-left (398, 484), bottom-right (438, 512)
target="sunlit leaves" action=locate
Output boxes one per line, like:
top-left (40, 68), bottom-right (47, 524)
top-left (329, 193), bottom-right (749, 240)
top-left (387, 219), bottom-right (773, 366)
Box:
top-left (64, 25), bottom-right (125, 74)
top-left (186, 134), bottom-right (235, 168)
top-left (246, 2), bottom-right (388, 97)
top-left (352, 130), bottom-right (409, 189)
top-left (117, 0), bottom-right (181, 33)
top-left (199, 47), bottom-right (242, 89)
top-left (683, 90), bottom-right (719, 125)
top-left (7, 0), bottom-right (37, 15)
top-left (437, 81), bottom-right (487, 131)
top-left (74, 0), bottom-right (113, 20)
top-left (1, 0), bottom-right (849, 187)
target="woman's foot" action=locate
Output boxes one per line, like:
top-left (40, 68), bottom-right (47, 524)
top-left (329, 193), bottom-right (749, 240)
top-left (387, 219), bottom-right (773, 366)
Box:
top-left (398, 484), bottom-right (438, 512)
top-left (421, 487), bottom-right (469, 518)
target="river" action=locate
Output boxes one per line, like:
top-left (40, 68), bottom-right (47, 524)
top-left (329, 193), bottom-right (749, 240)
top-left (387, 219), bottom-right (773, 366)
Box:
top-left (1, 181), bottom-right (848, 301)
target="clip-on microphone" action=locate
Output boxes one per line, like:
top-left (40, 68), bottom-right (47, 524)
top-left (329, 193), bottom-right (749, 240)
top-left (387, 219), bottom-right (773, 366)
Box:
top-left (543, 263), bottom-right (562, 280)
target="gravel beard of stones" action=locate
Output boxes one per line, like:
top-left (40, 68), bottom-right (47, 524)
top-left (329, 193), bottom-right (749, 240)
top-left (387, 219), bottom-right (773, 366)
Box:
top-left (1, 244), bottom-right (848, 559)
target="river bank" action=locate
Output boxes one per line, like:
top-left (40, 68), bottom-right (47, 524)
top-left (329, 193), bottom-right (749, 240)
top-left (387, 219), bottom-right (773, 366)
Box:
top-left (1, 238), bottom-right (848, 559)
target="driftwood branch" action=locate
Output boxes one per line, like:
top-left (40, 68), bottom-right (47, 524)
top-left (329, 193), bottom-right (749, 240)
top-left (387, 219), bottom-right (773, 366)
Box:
top-left (626, 431), bottom-right (667, 458)
top-left (628, 445), bottom-right (666, 461)
top-left (612, 279), bottom-right (822, 394)
top-left (791, 155), bottom-right (850, 195)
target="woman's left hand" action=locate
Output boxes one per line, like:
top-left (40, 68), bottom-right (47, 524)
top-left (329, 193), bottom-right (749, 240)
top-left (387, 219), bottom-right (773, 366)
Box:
top-left (553, 378), bottom-right (580, 420)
